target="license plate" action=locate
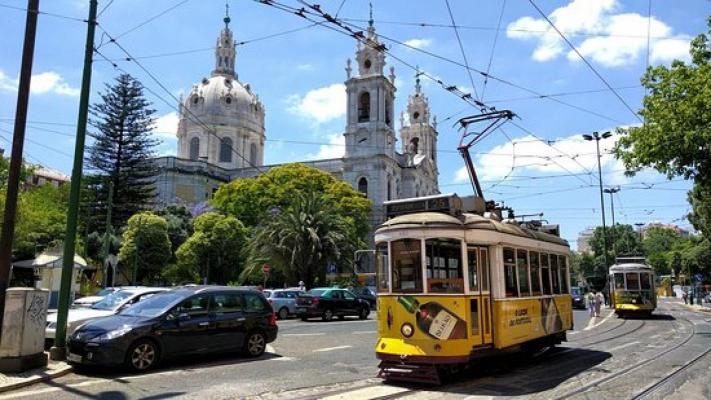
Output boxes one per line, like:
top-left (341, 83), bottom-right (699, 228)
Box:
top-left (67, 352), bottom-right (82, 363)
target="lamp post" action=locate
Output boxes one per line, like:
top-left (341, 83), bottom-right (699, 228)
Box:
top-left (583, 131), bottom-right (612, 298)
top-left (603, 186), bottom-right (620, 254)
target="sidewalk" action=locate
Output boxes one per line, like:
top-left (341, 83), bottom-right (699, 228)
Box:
top-left (0, 357), bottom-right (72, 393)
top-left (662, 297), bottom-right (711, 313)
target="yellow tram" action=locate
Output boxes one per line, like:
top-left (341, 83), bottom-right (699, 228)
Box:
top-left (609, 258), bottom-right (656, 317)
top-left (374, 194), bottom-right (573, 383)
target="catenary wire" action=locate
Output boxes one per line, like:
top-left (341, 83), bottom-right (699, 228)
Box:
top-left (444, 0), bottom-right (480, 102)
top-left (481, 0), bottom-right (506, 101)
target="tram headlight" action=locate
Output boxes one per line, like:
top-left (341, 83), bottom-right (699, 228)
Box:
top-left (401, 323), bottom-right (414, 338)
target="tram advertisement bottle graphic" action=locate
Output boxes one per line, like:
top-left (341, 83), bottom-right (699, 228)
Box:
top-left (398, 296), bottom-right (467, 340)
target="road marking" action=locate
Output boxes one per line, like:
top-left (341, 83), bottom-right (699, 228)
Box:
top-left (352, 330), bottom-right (376, 334)
top-left (313, 345), bottom-right (353, 353)
top-left (583, 309), bottom-right (615, 331)
top-left (282, 333), bottom-right (326, 337)
top-left (320, 384), bottom-right (409, 400)
top-left (0, 379), bottom-right (105, 399)
top-left (270, 356), bottom-right (297, 361)
top-left (266, 344), bottom-right (276, 353)
top-left (607, 340), bottom-right (640, 352)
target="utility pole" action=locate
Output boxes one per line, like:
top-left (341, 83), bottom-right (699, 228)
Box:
top-left (582, 131), bottom-right (612, 269)
top-left (604, 186), bottom-right (620, 255)
top-left (50, 0), bottom-right (98, 361)
top-left (0, 0), bottom-right (40, 337)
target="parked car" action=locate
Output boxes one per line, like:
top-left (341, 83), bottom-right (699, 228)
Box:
top-left (263, 288), bottom-right (304, 319)
top-left (66, 286), bottom-right (277, 371)
top-left (72, 288), bottom-right (119, 308)
top-left (571, 286), bottom-right (585, 309)
top-left (350, 286), bottom-right (377, 309)
top-left (296, 288), bottom-right (370, 321)
top-left (46, 287), bottom-right (167, 343)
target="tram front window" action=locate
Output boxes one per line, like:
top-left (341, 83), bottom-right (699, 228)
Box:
top-left (517, 250), bottom-right (531, 297)
top-left (614, 273), bottom-right (625, 289)
top-left (641, 273), bottom-right (652, 290)
top-left (425, 239), bottom-right (463, 293)
top-left (541, 253), bottom-right (552, 295)
top-left (391, 239), bottom-right (422, 292)
top-left (503, 247), bottom-right (518, 297)
top-left (530, 251), bottom-right (542, 296)
top-left (626, 273), bottom-right (640, 291)
top-left (375, 242), bottom-right (389, 293)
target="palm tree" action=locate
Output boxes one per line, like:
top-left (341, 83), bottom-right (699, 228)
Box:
top-left (246, 190), bottom-right (353, 287)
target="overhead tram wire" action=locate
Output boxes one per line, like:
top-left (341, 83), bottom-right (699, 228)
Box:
top-left (110, 0), bottom-right (193, 42)
top-left (481, 0), bottom-right (506, 101)
top-left (528, 0), bottom-right (643, 123)
top-left (97, 0), bottom-right (115, 18)
top-left (0, 2), bottom-right (87, 22)
top-left (0, 127), bottom-right (73, 159)
top-left (444, 0), bottom-right (480, 102)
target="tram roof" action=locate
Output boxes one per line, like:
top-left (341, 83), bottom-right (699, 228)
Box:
top-left (609, 263), bottom-right (654, 272)
top-left (376, 211), bottom-right (569, 247)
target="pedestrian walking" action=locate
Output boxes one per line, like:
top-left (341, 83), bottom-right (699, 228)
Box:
top-left (587, 291), bottom-right (596, 317)
top-left (682, 291), bottom-right (688, 304)
top-left (298, 280), bottom-right (306, 291)
top-left (595, 291), bottom-right (604, 317)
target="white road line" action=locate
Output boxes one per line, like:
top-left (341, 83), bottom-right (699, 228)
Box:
top-left (320, 385), bottom-right (409, 400)
top-left (282, 333), bottom-right (326, 337)
top-left (352, 330), bottom-right (376, 334)
top-left (607, 340), bottom-right (640, 352)
top-left (583, 310), bottom-right (615, 331)
top-left (313, 345), bottom-right (353, 353)
top-left (0, 379), bottom-right (104, 399)
top-left (270, 356), bottom-right (298, 361)
top-left (266, 344), bottom-right (276, 353)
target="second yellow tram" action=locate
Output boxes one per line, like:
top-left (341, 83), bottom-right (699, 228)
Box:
top-left (374, 194), bottom-right (573, 383)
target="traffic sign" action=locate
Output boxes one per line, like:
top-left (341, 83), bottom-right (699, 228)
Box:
top-left (262, 264), bottom-right (270, 274)
top-left (327, 263), bottom-right (337, 274)
top-left (694, 273), bottom-right (703, 283)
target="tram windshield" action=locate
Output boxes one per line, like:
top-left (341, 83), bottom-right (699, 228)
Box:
top-left (425, 239), bottom-right (464, 293)
top-left (626, 273), bottom-right (640, 290)
top-left (390, 239), bottom-right (422, 292)
top-left (614, 273), bottom-right (625, 289)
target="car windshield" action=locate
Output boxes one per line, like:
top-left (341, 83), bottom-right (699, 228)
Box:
top-left (96, 288), bottom-right (114, 297)
top-left (119, 292), bottom-right (184, 317)
top-left (263, 290), bottom-right (272, 298)
top-left (571, 288), bottom-right (581, 296)
top-left (308, 289), bottom-right (328, 297)
top-left (91, 290), bottom-right (134, 310)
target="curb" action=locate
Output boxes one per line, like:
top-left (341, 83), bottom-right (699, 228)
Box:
top-left (0, 364), bottom-right (73, 394)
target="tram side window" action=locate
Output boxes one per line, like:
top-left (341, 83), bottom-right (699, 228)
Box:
top-left (468, 247), bottom-right (479, 292)
top-left (375, 242), bottom-right (389, 293)
top-left (614, 273), bottom-right (625, 289)
top-left (391, 239), bottom-right (422, 292)
top-left (425, 239), bottom-right (464, 293)
top-left (530, 251), bottom-right (542, 296)
top-left (541, 253), bottom-right (552, 295)
top-left (626, 273), bottom-right (640, 291)
top-left (516, 250), bottom-right (531, 297)
top-left (640, 272), bottom-right (651, 290)
top-left (550, 254), bottom-right (561, 294)
top-left (559, 255), bottom-right (570, 294)
top-left (480, 248), bottom-right (490, 292)
top-left (503, 247), bottom-right (518, 297)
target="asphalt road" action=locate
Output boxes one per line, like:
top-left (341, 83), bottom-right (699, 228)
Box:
top-left (5, 300), bottom-right (710, 399)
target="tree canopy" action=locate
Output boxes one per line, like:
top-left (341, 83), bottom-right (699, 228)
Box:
top-left (118, 212), bottom-right (171, 283)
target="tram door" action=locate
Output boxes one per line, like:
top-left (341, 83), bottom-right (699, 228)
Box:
top-left (468, 246), bottom-right (493, 346)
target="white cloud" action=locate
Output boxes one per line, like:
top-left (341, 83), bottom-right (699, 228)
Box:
top-left (307, 134), bottom-right (345, 160)
top-left (152, 112), bottom-right (179, 138)
top-left (287, 83), bottom-right (346, 124)
top-left (403, 38), bottom-right (433, 50)
top-left (0, 69), bottom-right (80, 96)
top-left (297, 63), bottom-right (314, 71)
top-left (454, 132), bottom-right (624, 182)
top-left (507, 0), bottom-right (690, 67)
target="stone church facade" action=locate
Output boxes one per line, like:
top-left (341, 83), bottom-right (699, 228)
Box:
top-left (153, 14), bottom-right (440, 227)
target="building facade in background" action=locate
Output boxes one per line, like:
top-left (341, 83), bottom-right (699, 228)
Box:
top-left (153, 14), bottom-right (440, 226)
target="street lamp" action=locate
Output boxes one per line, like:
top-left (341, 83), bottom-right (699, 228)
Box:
top-left (603, 186), bottom-right (620, 254)
top-left (583, 131), bottom-right (613, 295)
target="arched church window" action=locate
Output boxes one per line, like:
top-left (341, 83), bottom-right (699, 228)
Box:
top-left (189, 137), bottom-right (200, 161)
top-left (409, 137), bottom-right (419, 155)
top-left (358, 92), bottom-right (370, 122)
top-left (250, 143), bottom-right (258, 166)
top-left (385, 98), bottom-right (392, 126)
top-left (225, 96), bottom-right (232, 105)
top-left (192, 96), bottom-right (199, 105)
top-left (387, 177), bottom-right (392, 201)
top-left (413, 111), bottom-right (420, 120)
top-left (219, 137), bottom-right (232, 163)
top-left (358, 177), bottom-right (368, 198)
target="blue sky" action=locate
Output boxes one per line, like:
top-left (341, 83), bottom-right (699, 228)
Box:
top-left (1, 0), bottom-right (709, 248)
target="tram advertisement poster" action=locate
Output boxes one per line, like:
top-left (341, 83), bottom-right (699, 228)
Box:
top-left (496, 297), bottom-right (569, 346)
top-left (388, 296), bottom-right (468, 340)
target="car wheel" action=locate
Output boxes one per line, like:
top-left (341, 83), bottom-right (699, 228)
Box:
top-left (126, 339), bottom-right (159, 372)
top-left (322, 309), bottom-right (334, 321)
top-left (244, 332), bottom-right (266, 357)
top-left (359, 306), bottom-right (370, 320)
top-left (278, 307), bottom-right (289, 320)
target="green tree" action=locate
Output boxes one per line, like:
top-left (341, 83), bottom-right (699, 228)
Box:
top-left (570, 251), bottom-right (597, 283)
top-left (615, 18), bottom-right (711, 186)
top-left (246, 190), bottom-right (352, 288)
top-left (170, 212), bottom-right (248, 284)
top-left (642, 227), bottom-right (681, 274)
top-left (118, 212), bottom-right (171, 283)
top-left (85, 74), bottom-right (160, 233)
top-left (588, 224), bottom-right (644, 269)
top-left (154, 204), bottom-right (193, 259)
top-left (13, 184), bottom-right (69, 260)
top-left (688, 184), bottom-right (710, 236)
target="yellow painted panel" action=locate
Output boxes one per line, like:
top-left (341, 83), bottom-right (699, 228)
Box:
top-left (493, 295), bottom-right (573, 348)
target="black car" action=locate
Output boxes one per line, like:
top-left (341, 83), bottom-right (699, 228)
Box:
top-left (66, 286), bottom-right (277, 371)
top-left (571, 286), bottom-right (585, 309)
top-left (296, 288), bottom-right (370, 321)
top-left (351, 286), bottom-right (377, 309)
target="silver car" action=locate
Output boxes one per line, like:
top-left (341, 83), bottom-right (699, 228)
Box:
top-left (263, 289), bottom-right (304, 319)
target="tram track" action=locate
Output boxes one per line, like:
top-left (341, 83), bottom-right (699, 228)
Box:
top-left (553, 316), bottom-right (698, 400)
top-left (574, 319), bottom-right (646, 347)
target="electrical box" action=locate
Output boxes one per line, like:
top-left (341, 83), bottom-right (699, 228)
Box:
top-left (0, 288), bottom-right (49, 372)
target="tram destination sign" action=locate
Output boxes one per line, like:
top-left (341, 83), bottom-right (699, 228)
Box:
top-left (385, 194), bottom-right (462, 218)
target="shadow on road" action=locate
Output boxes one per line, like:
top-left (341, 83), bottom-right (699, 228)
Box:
top-left (622, 313), bottom-right (675, 320)
top-left (383, 347), bottom-right (612, 396)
